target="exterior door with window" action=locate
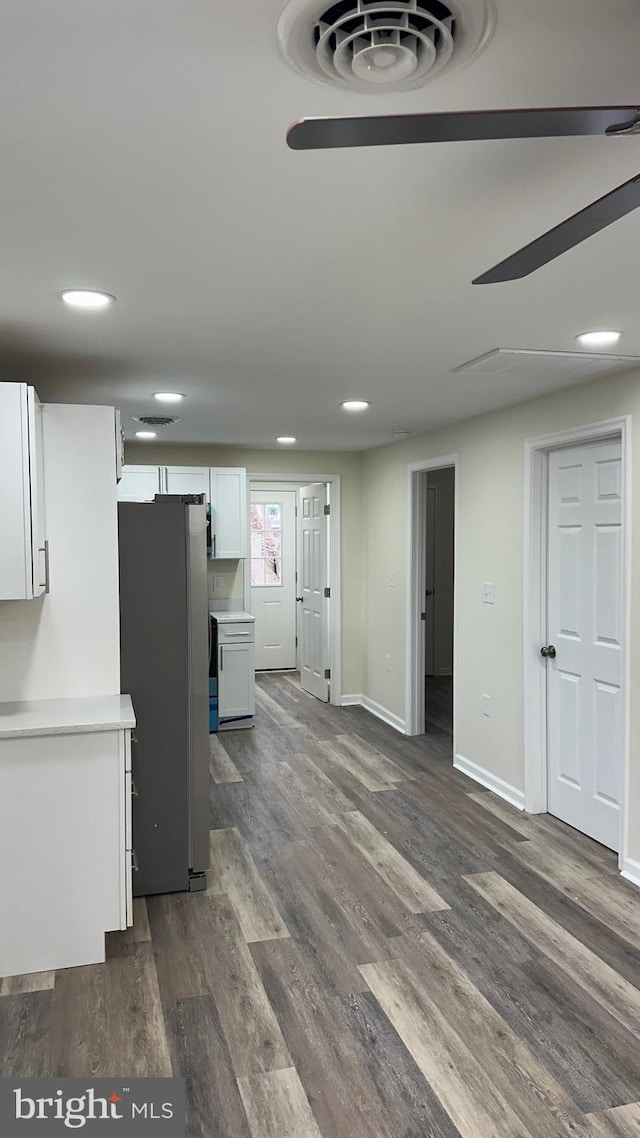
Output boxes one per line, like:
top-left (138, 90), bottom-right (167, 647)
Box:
top-left (546, 438), bottom-right (623, 851)
top-left (297, 484), bottom-right (330, 702)
top-left (250, 490), bottom-right (297, 670)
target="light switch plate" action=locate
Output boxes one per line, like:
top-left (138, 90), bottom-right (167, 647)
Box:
top-left (482, 694), bottom-right (491, 717)
top-left (483, 582), bottom-right (496, 604)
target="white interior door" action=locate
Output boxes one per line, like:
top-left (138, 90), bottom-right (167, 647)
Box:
top-left (546, 438), bottom-right (623, 851)
top-left (250, 490), bottom-right (297, 670)
top-left (298, 483), bottom-right (330, 702)
top-left (424, 485), bottom-right (437, 677)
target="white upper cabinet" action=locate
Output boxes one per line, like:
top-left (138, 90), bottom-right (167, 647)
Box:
top-left (116, 464), bottom-right (247, 557)
top-left (0, 383), bottom-right (47, 600)
top-left (164, 466), bottom-right (210, 500)
top-left (116, 465), bottom-right (163, 502)
top-left (210, 468), bottom-right (247, 558)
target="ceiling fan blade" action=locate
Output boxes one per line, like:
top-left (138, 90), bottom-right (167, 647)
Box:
top-left (287, 107), bottom-right (640, 151)
top-left (473, 172), bottom-right (640, 284)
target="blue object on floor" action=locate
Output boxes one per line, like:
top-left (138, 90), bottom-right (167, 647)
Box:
top-left (209, 697), bottom-right (218, 733)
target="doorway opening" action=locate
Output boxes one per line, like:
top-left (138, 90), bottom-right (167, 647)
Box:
top-left (525, 418), bottom-right (631, 867)
top-left (245, 473), bottom-right (342, 705)
top-left (406, 456), bottom-right (458, 742)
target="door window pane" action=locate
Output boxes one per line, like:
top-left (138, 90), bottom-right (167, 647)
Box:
top-left (251, 501), bottom-right (285, 587)
top-left (251, 558), bottom-right (266, 586)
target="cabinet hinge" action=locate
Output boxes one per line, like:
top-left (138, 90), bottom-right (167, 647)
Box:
top-left (324, 668), bottom-right (331, 680)
top-left (324, 504), bottom-right (330, 515)
top-left (324, 586), bottom-right (330, 599)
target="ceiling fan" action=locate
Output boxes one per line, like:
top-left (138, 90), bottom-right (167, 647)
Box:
top-left (286, 107), bottom-right (640, 284)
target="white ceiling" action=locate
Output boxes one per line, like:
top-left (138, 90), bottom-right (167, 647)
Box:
top-left (1, 0), bottom-right (640, 450)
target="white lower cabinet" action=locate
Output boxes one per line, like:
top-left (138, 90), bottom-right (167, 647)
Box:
top-left (219, 642), bottom-right (255, 721)
top-left (0, 710), bottom-right (134, 980)
top-left (217, 617), bottom-right (255, 728)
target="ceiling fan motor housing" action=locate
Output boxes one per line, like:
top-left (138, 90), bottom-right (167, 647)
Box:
top-left (278, 0), bottom-right (496, 92)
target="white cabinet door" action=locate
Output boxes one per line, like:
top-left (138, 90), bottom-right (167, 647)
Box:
top-left (116, 465), bottom-right (163, 502)
top-left (210, 468), bottom-right (247, 558)
top-left (0, 383), bottom-right (46, 600)
top-left (165, 466), bottom-right (210, 500)
top-left (219, 641), bottom-right (255, 719)
top-left (547, 440), bottom-right (623, 851)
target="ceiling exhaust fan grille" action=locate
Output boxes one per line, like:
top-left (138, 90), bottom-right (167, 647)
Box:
top-left (278, 0), bottom-right (495, 92)
top-left (132, 415), bottom-right (181, 427)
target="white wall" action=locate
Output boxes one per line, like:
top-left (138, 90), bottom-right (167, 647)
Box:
top-left (363, 367), bottom-right (640, 863)
top-left (0, 404), bottom-right (120, 701)
top-left (126, 442), bottom-right (365, 696)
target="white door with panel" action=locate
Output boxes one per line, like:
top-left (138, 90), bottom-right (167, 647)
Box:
top-left (117, 465), bottom-right (163, 502)
top-left (210, 468), bottom-right (247, 558)
top-left (165, 466), bottom-right (210, 499)
top-left (298, 484), bottom-right (330, 702)
top-left (546, 439), bottom-right (623, 851)
top-left (250, 489), bottom-right (297, 670)
top-left (424, 485), bottom-right (437, 677)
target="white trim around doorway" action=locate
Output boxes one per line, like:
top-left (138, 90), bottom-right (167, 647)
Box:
top-left (245, 472), bottom-right (342, 706)
top-left (405, 454), bottom-right (459, 741)
top-left (523, 416), bottom-right (631, 873)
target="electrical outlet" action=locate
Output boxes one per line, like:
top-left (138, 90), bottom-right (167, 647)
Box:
top-left (482, 694), bottom-right (491, 717)
top-left (483, 582), bottom-right (496, 604)
top-left (213, 575), bottom-right (224, 592)
top-left (385, 653), bottom-right (392, 673)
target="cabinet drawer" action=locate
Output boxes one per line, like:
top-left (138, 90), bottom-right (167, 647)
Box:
top-left (217, 622), bottom-right (255, 644)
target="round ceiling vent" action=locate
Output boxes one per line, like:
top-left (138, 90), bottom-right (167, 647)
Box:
top-left (277, 0), bottom-right (495, 93)
top-left (132, 415), bottom-right (181, 427)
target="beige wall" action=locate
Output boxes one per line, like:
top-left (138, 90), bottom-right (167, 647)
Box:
top-left (363, 367), bottom-right (640, 864)
top-left (126, 443), bottom-right (365, 695)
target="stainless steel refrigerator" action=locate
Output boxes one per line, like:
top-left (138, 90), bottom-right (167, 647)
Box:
top-left (118, 495), bottom-right (210, 895)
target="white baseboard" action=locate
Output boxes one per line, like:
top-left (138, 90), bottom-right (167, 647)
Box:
top-left (620, 856), bottom-right (640, 890)
top-left (454, 754), bottom-right (525, 811)
top-left (340, 694), bottom-right (406, 734)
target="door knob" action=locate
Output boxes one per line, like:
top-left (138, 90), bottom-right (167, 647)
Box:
top-left (541, 645), bottom-right (556, 660)
top-left (296, 596), bottom-right (304, 602)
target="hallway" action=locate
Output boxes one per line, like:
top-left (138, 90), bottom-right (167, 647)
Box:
top-left (2, 673), bottom-right (640, 1137)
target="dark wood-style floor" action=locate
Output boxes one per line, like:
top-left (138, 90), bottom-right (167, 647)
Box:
top-left (425, 674), bottom-right (453, 733)
top-left (2, 673), bottom-right (640, 1137)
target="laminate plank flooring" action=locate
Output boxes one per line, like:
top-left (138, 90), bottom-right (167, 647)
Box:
top-left (207, 827), bottom-right (290, 943)
top-left (1, 670), bottom-right (639, 1138)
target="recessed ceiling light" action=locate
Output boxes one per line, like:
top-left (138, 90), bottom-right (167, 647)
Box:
top-left (60, 289), bottom-right (116, 309)
top-left (277, 436), bottom-right (297, 444)
top-left (576, 330), bottom-right (622, 346)
top-left (135, 430), bottom-right (157, 439)
top-left (341, 400), bottom-right (370, 412)
top-left (153, 392), bottom-right (185, 403)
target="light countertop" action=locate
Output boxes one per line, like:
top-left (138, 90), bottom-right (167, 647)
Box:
top-left (210, 611), bottom-right (255, 623)
top-left (0, 694), bottom-right (136, 740)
